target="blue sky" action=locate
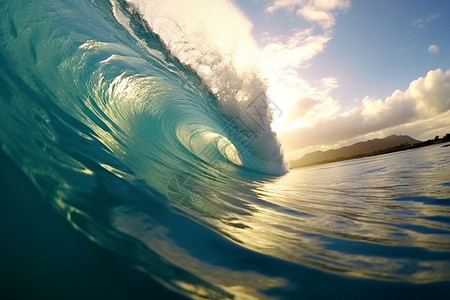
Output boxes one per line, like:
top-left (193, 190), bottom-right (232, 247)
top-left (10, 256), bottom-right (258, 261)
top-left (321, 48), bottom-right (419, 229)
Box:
top-left (309, 0), bottom-right (449, 105)
top-left (236, 0), bottom-right (450, 105)
top-left (234, 0), bottom-right (450, 159)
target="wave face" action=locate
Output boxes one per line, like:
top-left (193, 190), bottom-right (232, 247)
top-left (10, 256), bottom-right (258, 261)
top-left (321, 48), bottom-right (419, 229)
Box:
top-left (1, 0), bottom-right (450, 299)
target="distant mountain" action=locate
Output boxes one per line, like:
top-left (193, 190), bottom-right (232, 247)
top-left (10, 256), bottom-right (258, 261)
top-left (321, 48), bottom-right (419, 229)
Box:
top-left (290, 135), bottom-right (422, 169)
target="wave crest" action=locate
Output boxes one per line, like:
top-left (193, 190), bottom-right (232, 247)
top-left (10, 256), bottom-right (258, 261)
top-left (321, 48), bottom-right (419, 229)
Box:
top-left (122, 0), bottom-right (288, 174)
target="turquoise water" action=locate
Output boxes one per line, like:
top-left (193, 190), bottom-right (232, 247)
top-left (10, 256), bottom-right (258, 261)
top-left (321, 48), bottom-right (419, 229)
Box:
top-left (1, 0), bottom-right (450, 299)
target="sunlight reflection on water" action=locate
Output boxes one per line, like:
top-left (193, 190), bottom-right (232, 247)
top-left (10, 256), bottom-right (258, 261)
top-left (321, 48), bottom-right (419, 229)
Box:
top-left (209, 144), bottom-right (450, 282)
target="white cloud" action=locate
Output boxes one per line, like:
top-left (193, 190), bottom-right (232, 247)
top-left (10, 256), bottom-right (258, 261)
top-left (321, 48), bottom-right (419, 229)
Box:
top-left (266, 0), bottom-right (350, 29)
top-left (261, 29), bottom-right (331, 70)
top-left (287, 78), bottom-right (340, 121)
top-left (412, 13), bottom-right (441, 29)
top-left (428, 44), bottom-right (439, 54)
top-left (262, 59), bottom-right (340, 132)
top-left (279, 68), bottom-right (450, 160)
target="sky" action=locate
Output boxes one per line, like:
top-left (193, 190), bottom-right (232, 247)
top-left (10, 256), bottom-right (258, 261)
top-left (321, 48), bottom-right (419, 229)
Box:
top-left (233, 0), bottom-right (450, 160)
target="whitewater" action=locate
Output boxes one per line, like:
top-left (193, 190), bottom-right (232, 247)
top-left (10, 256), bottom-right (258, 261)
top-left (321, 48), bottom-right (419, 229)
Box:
top-left (1, 0), bottom-right (449, 299)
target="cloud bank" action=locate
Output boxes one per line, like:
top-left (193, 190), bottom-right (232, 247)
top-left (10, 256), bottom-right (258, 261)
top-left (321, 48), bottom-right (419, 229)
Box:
top-left (256, 1), bottom-right (449, 160)
top-left (279, 68), bottom-right (450, 159)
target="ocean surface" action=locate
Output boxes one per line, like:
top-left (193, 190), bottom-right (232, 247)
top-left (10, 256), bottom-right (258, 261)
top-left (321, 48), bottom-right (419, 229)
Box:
top-left (1, 0), bottom-right (450, 299)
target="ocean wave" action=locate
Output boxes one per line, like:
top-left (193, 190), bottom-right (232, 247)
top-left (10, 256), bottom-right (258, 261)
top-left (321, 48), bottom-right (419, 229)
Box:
top-left (0, 0), bottom-right (288, 295)
top-left (2, 1), bottom-right (449, 299)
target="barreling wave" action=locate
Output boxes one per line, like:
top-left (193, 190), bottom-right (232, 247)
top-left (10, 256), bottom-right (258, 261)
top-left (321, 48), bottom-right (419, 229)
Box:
top-left (118, 0), bottom-right (288, 175)
top-left (0, 0), bottom-right (287, 297)
top-left (2, 0), bottom-right (287, 177)
top-left (2, 0), bottom-right (450, 299)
